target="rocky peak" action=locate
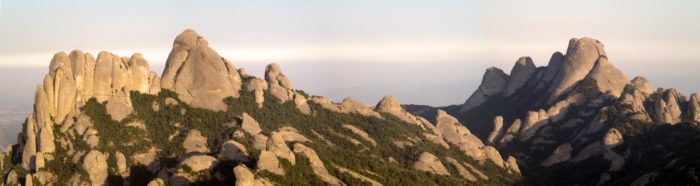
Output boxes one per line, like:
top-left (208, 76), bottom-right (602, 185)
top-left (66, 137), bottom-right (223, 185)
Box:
top-left (160, 29), bottom-right (242, 111)
top-left (548, 37), bottom-right (606, 103)
top-left (631, 76), bottom-right (652, 95)
top-left (504, 56), bottom-right (537, 96)
top-left (540, 52), bottom-right (565, 83)
top-left (653, 88), bottom-right (683, 124)
top-left (460, 67), bottom-right (509, 112)
top-left (586, 56), bottom-right (629, 97)
top-left (376, 96), bottom-right (431, 127)
top-left (265, 63), bottom-right (294, 102)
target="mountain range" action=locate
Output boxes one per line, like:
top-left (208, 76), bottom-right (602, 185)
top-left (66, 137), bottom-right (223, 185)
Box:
top-left (0, 29), bottom-right (698, 185)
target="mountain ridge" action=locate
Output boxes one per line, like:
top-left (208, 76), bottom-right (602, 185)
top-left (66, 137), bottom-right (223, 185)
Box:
top-left (0, 29), bottom-right (521, 185)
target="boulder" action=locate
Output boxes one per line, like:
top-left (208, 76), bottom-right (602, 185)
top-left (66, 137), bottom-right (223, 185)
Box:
top-left (234, 164), bottom-right (256, 186)
top-left (293, 143), bottom-right (344, 185)
top-left (245, 77), bottom-right (268, 108)
top-left (266, 132), bottom-right (296, 165)
top-left (241, 113), bottom-right (263, 135)
top-left (413, 152), bottom-right (450, 176)
top-left (219, 140), bottom-right (250, 163)
top-left (294, 93), bottom-right (312, 114)
top-left (257, 150), bottom-right (285, 175)
top-left (183, 129), bottom-right (209, 154)
top-left (105, 96), bottom-right (133, 121)
top-left (631, 76), bottom-right (652, 95)
top-left (115, 151), bottom-right (129, 177)
top-left (160, 29), bottom-right (242, 111)
top-left (505, 57), bottom-right (537, 96)
top-left (82, 150), bottom-right (108, 185)
top-left (603, 128), bottom-right (623, 148)
top-left (461, 67), bottom-right (509, 112)
top-left (179, 155), bottom-right (218, 172)
top-left (265, 63), bottom-right (295, 102)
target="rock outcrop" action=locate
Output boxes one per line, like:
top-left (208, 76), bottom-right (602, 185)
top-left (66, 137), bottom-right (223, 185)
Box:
top-left (183, 129), bottom-right (209, 154)
top-left (586, 56), bottom-right (629, 97)
top-left (653, 89), bottom-right (683, 124)
top-left (82, 150), bottom-right (108, 185)
top-left (375, 96), bottom-right (431, 127)
top-left (160, 29), bottom-right (242, 111)
top-left (413, 152), bottom-right (450, 176)
top-left (548, 37), bottom-right (607, 103)
top-left (266, 132), bottom-right (296, 165)
top-left (265, 63), bottom-right (294, 102)
top-left (293, 144), bottom-right (344, 185)
top-left (487, 116), bottom-right (504, 144)
top-left (542, 143), bottom-right (572, 166)
top-left (257, 150), bottom-right (285, 175)
top-left (688, 93), bottom-right (700, 123)
top-left (219, 140), bottom-right (250, 163)
top-left (631, 76), bottom-right (652, 95)
top-left (505, 57), bottom-right (537, 96)
top-left (435, 110), bottom-right (486, 160)
top-left (461, 67), bottom-right (509, 112)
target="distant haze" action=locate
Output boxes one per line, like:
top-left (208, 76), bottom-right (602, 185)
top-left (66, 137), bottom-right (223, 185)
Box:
top-left (0, 0), bottom-right (699, 107)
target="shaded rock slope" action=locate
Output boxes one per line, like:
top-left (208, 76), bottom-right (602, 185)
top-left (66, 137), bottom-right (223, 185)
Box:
top-left (0, 29), bottom-right (521, 185)
top-left (406, 37), bottom-right (700, 185)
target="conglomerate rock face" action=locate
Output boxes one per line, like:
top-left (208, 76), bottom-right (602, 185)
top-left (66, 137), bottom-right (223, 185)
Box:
top-left (160, 29), bottom-right (242, 111)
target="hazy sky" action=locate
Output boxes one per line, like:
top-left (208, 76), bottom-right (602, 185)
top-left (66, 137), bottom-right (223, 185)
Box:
top-left (0, 0), bottom-right (699, 106)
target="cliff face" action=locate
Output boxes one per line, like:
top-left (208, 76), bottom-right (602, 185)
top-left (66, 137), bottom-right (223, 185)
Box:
top-left (0, 29), bottom-right (521, 186)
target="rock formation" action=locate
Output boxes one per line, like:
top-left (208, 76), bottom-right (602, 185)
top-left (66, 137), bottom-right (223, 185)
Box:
top-left (293, 144), bottom-right (344, 185)
top-left (504, 57), bottom-right (536, 96)
top-left (586, 56), bottom-right (629, 97)
top-left (487, 116), bottom-right (504, 144)
top-left (461, 67), bottom-right (508, 112)
top-left (160, 29), bottom-right (242, 111)
top-left (548, 37), bottom-right (607, 103)
top-left (413, 152), bottom-right (450, 176)
top-left (688, 93), bottom-right (700, 123)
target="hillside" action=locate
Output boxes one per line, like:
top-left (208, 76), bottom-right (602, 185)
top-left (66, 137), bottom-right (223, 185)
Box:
top-left (0, 29), bottom-right (521, 185)
top-left (407, 37), bottom-right (700, 185)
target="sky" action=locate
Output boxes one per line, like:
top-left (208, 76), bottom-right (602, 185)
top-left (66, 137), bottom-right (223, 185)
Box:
top-left (0, 0), bottom-right (699, 107)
